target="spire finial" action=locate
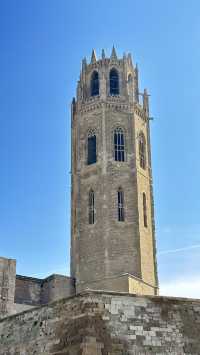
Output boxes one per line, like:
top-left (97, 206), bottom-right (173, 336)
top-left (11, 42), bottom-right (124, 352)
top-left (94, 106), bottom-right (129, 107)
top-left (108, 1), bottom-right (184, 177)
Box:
top-left (91, 49), bottom-right (97, 64)
top-left (102, 49), bottom-right (105, 59)
top-left (127, 52), bottom-right (133, 66)
top-left (111, 45), bottom-right (117, 60)
top-left (143, 88), bottom-right (149, 116)
top-left (134, 63), bottom-right (139, 103)
top-left (82, 57), bottom-right (87, 70)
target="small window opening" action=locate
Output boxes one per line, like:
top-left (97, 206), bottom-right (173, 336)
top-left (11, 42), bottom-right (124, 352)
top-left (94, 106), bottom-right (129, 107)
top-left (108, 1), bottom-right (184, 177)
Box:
top-left (139, 133), bottom-right (146, 169)
top-left (143, 192), bottom-right (147, 228)
top-left (118, 188), bottom-right (125, 222)
top-left (89, 189), bottom-right (95, 224)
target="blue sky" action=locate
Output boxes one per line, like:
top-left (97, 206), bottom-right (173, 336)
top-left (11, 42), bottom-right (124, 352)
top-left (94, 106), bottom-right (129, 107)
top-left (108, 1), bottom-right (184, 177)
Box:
top-left (0, 0), bottom-right (200, 297)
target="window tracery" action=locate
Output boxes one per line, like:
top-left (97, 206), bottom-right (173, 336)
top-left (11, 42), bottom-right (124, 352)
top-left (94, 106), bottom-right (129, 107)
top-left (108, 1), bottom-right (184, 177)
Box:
top-left (114, 127), bottom-right (125, 162)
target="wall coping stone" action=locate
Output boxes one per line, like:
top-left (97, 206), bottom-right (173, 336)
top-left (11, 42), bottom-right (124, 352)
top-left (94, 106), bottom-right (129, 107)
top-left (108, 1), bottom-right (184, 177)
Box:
top-left (1, 289), bottom-right (200, 324)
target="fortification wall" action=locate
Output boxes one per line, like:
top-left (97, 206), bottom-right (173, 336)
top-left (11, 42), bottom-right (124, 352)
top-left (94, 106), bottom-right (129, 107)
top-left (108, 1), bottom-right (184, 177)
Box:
top-left (0, 291), bottom-right (200, 354)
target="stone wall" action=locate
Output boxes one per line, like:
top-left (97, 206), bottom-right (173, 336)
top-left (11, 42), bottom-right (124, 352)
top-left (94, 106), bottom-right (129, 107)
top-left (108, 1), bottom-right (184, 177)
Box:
top-left (134, 106), bottom-right (158, 288)
top-left (76, 273), bottom-right (157, 296)
top-left (15, 274), bottom-right (75, 306)
top-left (0, 291), bottom-right (200, 354)
top-left (0, 257), bottom-right (75, 318)
top-left (40, 274), bottom-right (75, 304)
top-left (15, 275), bottom-right (42, 306)
top-left (128, 274), bottom-right (157, 295)
top-left (0, 257), bottom-right (16, 318)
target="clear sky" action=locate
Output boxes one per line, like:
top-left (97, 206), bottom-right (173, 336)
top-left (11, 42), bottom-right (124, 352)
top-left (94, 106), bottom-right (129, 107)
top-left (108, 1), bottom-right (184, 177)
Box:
top-left (0, 0), bottom-right (200, 298)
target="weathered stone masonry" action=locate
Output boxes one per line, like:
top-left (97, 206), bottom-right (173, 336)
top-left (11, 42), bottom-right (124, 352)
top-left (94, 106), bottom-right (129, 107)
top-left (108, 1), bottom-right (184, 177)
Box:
top-left (71, 48), bottom-right (158, 295)
top-left (0, 257), bottom-right (16, 318)
top-left (1, 291), bottom-right (200, 354)
top-left (0, 256), bottom-right (75, 318)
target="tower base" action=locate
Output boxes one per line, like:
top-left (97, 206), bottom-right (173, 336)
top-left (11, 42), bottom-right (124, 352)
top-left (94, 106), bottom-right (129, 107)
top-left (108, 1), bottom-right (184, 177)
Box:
top-left (76, 273), bottom-right (158, 296)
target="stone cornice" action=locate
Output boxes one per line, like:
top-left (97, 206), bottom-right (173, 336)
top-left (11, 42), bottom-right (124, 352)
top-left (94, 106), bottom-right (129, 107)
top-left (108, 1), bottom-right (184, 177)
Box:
top-left (78, 97), bottom-right (148, 118)
top-left (79, 97), bottom-right (134, 114)
top-left (86, 58), bottom-right (123, 72)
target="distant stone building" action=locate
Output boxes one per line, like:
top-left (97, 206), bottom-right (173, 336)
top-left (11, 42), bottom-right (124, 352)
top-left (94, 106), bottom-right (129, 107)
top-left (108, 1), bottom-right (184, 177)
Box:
top-left (0, 256), bottom-right (74, 318)
top-left (1, 48), bottom-right (200, 354)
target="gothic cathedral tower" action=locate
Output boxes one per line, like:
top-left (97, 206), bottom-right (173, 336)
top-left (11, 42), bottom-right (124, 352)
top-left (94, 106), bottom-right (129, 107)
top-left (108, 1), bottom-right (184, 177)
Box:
top-left (71, 48), bottom-right (158, 296)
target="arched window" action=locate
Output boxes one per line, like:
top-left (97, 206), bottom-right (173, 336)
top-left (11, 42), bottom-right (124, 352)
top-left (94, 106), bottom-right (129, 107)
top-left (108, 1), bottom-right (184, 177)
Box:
top-left (91, 71), bottom-right (99, 96)
top-left (89, 189), bottom-right (95, 224)
top-left (117, 188), bottom-right (125, 222)
top-left (139, 133), bottom-right (146, 169)
top-left (87, 130), bottom-right (97, 165)
top-left (110, 68), bottom-right (119, 95)
top-left (143, 193), bottom-right (147, 227)
top-left (114, 127), bottom-right (125, 162)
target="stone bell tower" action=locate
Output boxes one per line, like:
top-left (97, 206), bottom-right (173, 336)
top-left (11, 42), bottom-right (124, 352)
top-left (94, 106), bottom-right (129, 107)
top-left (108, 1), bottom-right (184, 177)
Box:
top-left (71, 47), bottom-right (158, 295)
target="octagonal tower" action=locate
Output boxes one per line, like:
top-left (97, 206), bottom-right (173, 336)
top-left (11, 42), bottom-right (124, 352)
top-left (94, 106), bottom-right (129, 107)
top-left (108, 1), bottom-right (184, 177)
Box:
top-left (71, 47), bottom-right (158, 295)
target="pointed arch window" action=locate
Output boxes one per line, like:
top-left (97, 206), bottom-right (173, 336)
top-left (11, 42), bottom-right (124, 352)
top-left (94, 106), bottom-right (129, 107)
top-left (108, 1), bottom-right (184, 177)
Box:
top-left (114, 127), bottom-right (125, 162)
top-left (143, 192), bottom-right (147, 228)
top-left (139, 133), bottom-right (146, 169)
top-left (87, 130), bottom-right (97, 165)
top-left (117, 188), bottom-right (125, 222)
top-left (110, 68), bottom-right (119, 95)
top-left (89, 189), bottom-right (95, 224)
top-left (91, 71), bottom-right (99, 96)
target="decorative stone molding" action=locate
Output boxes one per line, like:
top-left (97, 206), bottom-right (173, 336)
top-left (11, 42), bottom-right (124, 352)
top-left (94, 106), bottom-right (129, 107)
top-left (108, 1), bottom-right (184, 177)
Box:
top-left (134, 103), bottom-right (147, 122)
